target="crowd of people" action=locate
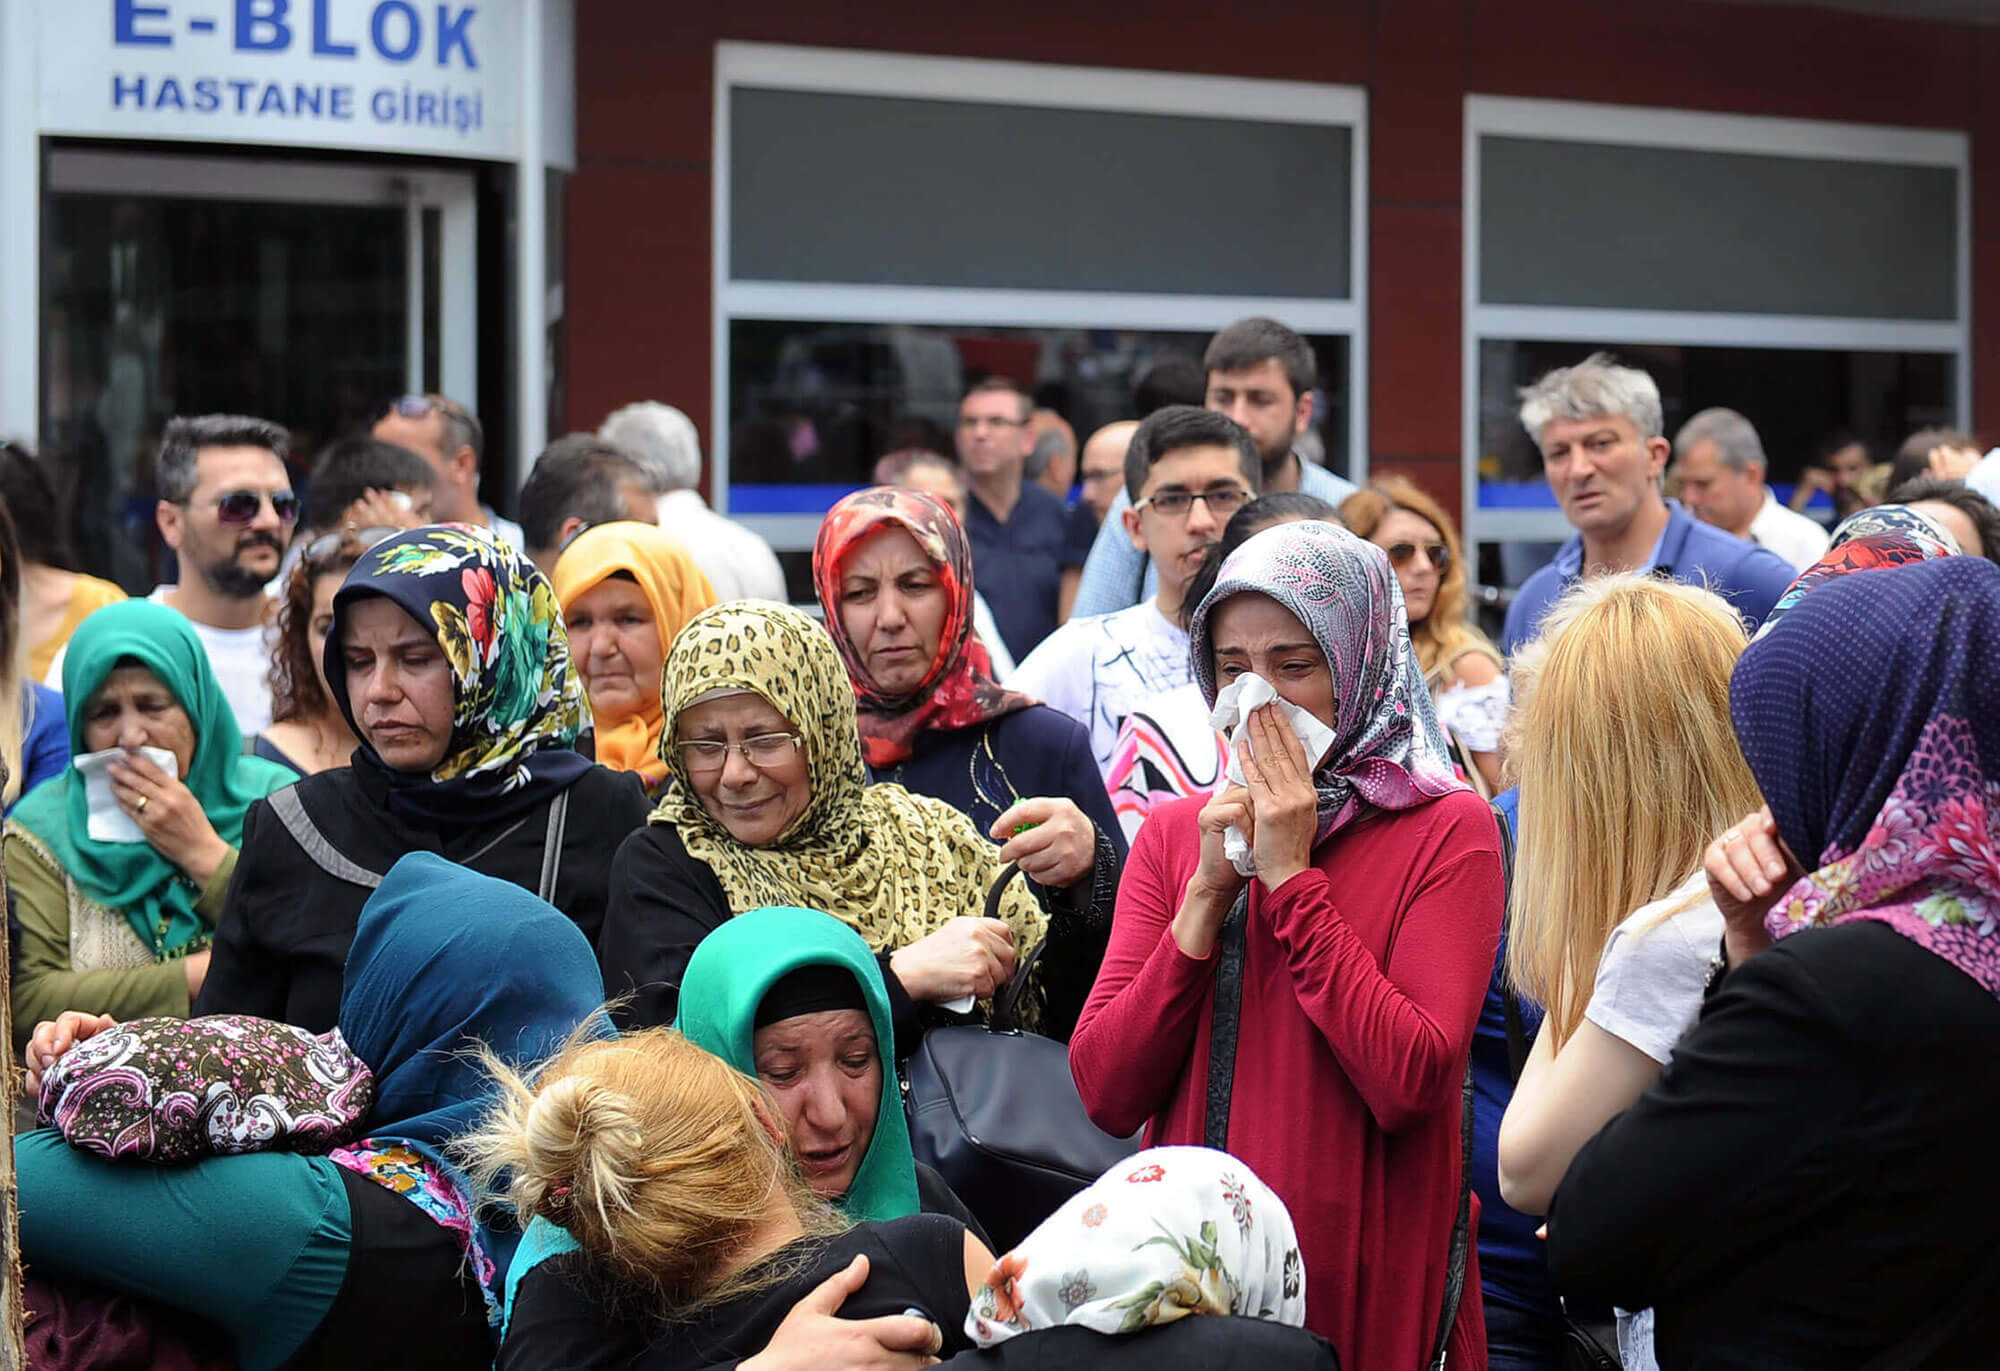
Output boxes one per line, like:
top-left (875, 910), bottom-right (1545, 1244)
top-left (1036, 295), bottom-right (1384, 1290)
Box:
top-left (4, 322), bottom-right (1999, 1371)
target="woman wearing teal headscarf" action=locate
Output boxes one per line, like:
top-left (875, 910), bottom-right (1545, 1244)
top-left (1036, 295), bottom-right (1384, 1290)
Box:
top-left (7, 599), bottom-right (294, 1051)
top-left (500, 907), bottom-right (983, 1365)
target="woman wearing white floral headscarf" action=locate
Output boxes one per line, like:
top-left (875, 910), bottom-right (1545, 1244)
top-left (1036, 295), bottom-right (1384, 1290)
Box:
top-left (1071, 519), bottom-right (1504, 1371)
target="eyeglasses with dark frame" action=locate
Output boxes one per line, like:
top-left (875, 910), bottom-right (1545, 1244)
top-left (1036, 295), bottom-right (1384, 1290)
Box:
top-left (199, 489), bottom-right (301, 525)
top-left (1133, 487), bottom-right (1254, 520)
top-left (676, 732), bottom-right (806, 774)
top-left (1385, 541), bottom-right (1452, 573)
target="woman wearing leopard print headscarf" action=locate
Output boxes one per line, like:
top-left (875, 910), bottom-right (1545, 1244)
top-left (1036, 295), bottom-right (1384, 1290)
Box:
top-left (598, 601), bottom-right (1113, 1043)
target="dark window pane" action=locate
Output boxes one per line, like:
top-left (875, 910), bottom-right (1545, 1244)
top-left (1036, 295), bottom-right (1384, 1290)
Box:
top-left (731, 88), bottom-right (1351, 298)
top-left (1480, 136), bottom-right (1958, 319)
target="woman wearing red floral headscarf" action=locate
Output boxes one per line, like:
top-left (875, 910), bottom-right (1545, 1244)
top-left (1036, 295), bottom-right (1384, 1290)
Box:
top-left (813, 487), bottom-right (1126, 902)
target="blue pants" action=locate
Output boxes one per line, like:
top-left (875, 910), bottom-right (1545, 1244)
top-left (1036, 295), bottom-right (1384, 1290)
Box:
top-left (16, 1128), bottom-right (352, 1371)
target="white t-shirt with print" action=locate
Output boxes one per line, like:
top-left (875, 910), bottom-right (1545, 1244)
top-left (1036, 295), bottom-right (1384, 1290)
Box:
top-left (1582, 868), bottom-right (1724, 1371)
top-left (1010, 601), bottom-right (1192, 780)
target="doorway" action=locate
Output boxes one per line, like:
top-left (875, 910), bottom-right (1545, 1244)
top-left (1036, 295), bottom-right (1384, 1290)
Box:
top-left (40, 149), bottom-right (476, 591)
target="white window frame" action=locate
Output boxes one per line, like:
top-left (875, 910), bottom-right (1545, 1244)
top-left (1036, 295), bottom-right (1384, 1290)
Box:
top-left (716, 41), bottom-right (1368, 549)
top-left (1462, 95), bottom-right (1971, 546)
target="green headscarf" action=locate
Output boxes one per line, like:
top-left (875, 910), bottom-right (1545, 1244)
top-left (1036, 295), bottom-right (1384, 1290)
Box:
top-left (675, 905), bottom-right (922, 1222)
top-left (9, 600), bottom-right (296, 957)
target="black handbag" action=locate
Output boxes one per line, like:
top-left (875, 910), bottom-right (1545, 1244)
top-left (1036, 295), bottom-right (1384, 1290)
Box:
top-left (902, 864), bottom-right (1145, 1252)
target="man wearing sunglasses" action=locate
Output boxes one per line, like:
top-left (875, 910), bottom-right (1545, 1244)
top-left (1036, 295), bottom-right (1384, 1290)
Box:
top-left (1013, 406), bottom-right (1261, 778)
top-left (371, 393), bottom-right (525, 553)
top-left (62, 414), bottom-right (296, 736)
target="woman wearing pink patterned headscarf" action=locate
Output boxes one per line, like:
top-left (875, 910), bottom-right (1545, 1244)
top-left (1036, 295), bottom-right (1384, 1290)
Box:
top-left (1071, 519), bottom-right (1505, 1371)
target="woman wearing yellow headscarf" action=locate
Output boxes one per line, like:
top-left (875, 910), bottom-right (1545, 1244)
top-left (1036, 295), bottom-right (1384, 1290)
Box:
top-left (552, 522), bottom-right (717, 796)
top-left (599, 602), bottom-right (1114, 1045)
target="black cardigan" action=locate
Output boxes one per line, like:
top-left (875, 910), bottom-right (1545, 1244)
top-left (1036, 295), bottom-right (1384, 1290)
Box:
top-left (597, 820), bottom-right (1116, 1049)
top-left (196, 763), bottom-right (650, 1032)
top-left (1546, 921), bottom-right (2000, 1370)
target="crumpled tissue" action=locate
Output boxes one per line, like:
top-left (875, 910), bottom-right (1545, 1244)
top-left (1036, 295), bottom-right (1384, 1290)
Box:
top-left (73, 746), bottom-right (179, 843)
top-left (1208, 672), bottom-right (1339, 876)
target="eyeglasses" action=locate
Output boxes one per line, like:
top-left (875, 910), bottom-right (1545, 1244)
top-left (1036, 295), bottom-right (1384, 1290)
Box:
top-left (1134, 487), bottom-right (1253, 520)
top-left (676, 732), bottom-right (805, 774)
top-left (375, 393), bottom-right (470, 426)
top-left (205, 489), bottom-right (301, 525)
top-left (303, 525), bottom-right (402, 567)
top-left (1080, 467), bottom-right (1123, 487)
top-left (1385, 542), bottom-right (1452, 573)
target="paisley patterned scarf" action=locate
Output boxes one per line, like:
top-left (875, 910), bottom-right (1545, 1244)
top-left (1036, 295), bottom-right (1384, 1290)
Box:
top-left (326, 523), bottom-right (591, 826)
top-left (1188, 519), bottom-right (1466, 845)
top-left (1754, 503), bottom-right (1959, 642)
top-left (650, 601), bottom-right (1046, 953)
top-left (813, 488), bottom-right (1035, 767)
top-left (1734, 557), bottom-right (2000, 999)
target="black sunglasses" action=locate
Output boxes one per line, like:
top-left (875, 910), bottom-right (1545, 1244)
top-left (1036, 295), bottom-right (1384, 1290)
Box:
top-left (208, 489), bottom-right (301, 525)
top-left (1386, 541), bottom-right (1451, 573)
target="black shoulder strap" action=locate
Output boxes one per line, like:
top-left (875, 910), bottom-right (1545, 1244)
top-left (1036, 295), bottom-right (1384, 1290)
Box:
top-left (1202, 890), bottom-right (1251, 1151)
top-left (1430, 1062), bottom-right (1477, 1369)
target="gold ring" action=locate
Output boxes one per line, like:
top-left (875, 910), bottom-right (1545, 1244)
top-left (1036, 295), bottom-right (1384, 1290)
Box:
top-left (136, 796), bottom-right (149, 813)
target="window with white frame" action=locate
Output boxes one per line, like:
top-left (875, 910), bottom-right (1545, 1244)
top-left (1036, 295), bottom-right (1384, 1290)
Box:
top-left (1462, 96), bottom-right (1969, 592)
top-left (716, 42), bottom-right (1367, 589)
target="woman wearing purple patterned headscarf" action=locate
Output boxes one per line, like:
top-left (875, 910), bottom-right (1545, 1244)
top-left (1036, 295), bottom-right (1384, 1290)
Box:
top-left (1546, 557), bottom-right (2000, 1367)
top-left (1071, 519), bottom-right (1504, 1371)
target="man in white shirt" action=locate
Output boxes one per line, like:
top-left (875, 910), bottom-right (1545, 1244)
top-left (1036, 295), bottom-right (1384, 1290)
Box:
top-left (59, 414), bottom-right (297, 735)
top-left (372, 393), bottom-right (525, 552)
top-left (598, 401), bottom-right (788, 603)
top-left (1673, 407), bottom-right (1830, 572)
top-left (1012, 406), bottom-right (1260, 776)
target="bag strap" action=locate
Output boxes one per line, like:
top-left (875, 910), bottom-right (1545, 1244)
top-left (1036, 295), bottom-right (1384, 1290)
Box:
top-left (988, 863), bottom-right (1045, 1032)
top-left (1428, 1061), bottom-right (1477, 1369)
top-left (1202, 890), bottom-right (1251, 1151)
top-left (1489, 798), bottom-right (1531, 1085)
top-left (267, 786), bottom-right (383, 890)
top-left (537, 789), bottom-right (569, 904)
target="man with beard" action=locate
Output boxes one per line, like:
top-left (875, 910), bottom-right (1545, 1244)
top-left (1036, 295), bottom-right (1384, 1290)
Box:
top-left (1012, 406), bottom-right (1260, 777)
top-left (1066, 318), bottom-right (1356, 618)
top-left (120, 415), bottom-right (295, 734)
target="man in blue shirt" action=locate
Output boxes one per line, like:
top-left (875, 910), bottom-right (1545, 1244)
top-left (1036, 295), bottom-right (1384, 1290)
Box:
top-left (1068, 317), bottom-right (1356, 620)
top-left (1501, 353), bottom-right (1796, 655)
top-left (959, 375), bottom-right (1068, 660)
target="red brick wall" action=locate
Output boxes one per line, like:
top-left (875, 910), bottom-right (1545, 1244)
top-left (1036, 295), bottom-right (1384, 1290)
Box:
top-left (569, 0), bottom-right (1986, 526)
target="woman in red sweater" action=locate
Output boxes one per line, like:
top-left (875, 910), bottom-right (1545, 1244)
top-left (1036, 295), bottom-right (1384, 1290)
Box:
top-left (1070, 518), bottom-right (1503, 1371)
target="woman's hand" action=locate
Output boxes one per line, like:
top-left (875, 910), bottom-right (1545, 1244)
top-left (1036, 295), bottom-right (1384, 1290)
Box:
top-left (889, 918), bottom-right (1018, 1003)
top-left (24, 1011), bottom-right (117, 1096)
top-left (1238, 704), bottom-right (1319, 891)
top-left (741, 1255), bottom-right (943, 1371)
top-left (109, 753), bottom-right (231, 888)
top-left (992, 797), bottom-right (1096, 889)
top-left (1174, 785), bottom-right (1252, 959)
top-left (1704, 806), bottom-right (1802, 969)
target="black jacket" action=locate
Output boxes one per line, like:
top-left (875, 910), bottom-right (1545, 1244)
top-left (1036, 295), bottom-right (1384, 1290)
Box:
top-left (196, 763), bottom-right (649, 1032)
top-left (1547, 921), bottom-right (2000, 1370)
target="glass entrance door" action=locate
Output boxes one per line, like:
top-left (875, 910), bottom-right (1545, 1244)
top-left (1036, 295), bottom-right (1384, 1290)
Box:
top-left (41, 150), bottom-right (476, 590)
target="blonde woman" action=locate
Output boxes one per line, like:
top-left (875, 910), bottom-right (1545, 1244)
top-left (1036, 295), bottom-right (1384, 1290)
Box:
top-left (1494, 575), bottom-right (1763, 1370)
top-left (1339, 476), bottom-right (1506, 791)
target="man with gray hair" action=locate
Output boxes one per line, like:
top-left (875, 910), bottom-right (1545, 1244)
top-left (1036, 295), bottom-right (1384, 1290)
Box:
top-left (1674, 407), bottom-right (1829, 572)
top-left (1501, 353), bottom-right (1796, 653)
top-left (597, 401), bottom-right (786, 603)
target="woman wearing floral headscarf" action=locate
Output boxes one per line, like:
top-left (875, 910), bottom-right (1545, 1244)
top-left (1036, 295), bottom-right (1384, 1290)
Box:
top-left (197, 524), bottom-right (652, 1033)
top-left (1069, 520), bottom-right (1503, 1369)
top-left (1548, 557), bottom-right (2000, 1368)
top-left (599, 601), bottom-right (1114, 1043)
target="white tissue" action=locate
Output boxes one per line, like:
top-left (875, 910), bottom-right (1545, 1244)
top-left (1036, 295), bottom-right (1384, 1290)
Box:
top-left (1208, 673), bottom-right (1339, 877)
top-left (73, 747), bottom-right (180, 844)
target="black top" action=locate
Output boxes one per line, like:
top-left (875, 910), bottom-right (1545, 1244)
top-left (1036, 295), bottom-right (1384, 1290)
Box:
top-left (1058, 501), bottom-right (1100, 574)
top-left (868, 708), bottom-right (1128, 867)
top-left (940, 1318), bottom-right (1340, 1371)
top-left (598, 820), bottom-right (1115, 1047)
top-left (499, 1213), bottom-right (972, 1371)
top-left (1546, 921), bottom-right (2000, 1370)
top-left (197, 763), bottom-right (650, 1032)
top-left (963, 483), bottom-right (1067, 662)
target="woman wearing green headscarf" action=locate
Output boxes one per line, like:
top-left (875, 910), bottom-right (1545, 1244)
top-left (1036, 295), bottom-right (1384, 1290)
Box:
top-left (500, 907), bottom-right (984, 1367)
top-left (7, 600), bottom-right (295, 1050)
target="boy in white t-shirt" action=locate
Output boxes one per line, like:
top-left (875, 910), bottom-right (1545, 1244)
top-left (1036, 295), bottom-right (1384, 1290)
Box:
top-left (1011, 406), bottom-right (1261, 777)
